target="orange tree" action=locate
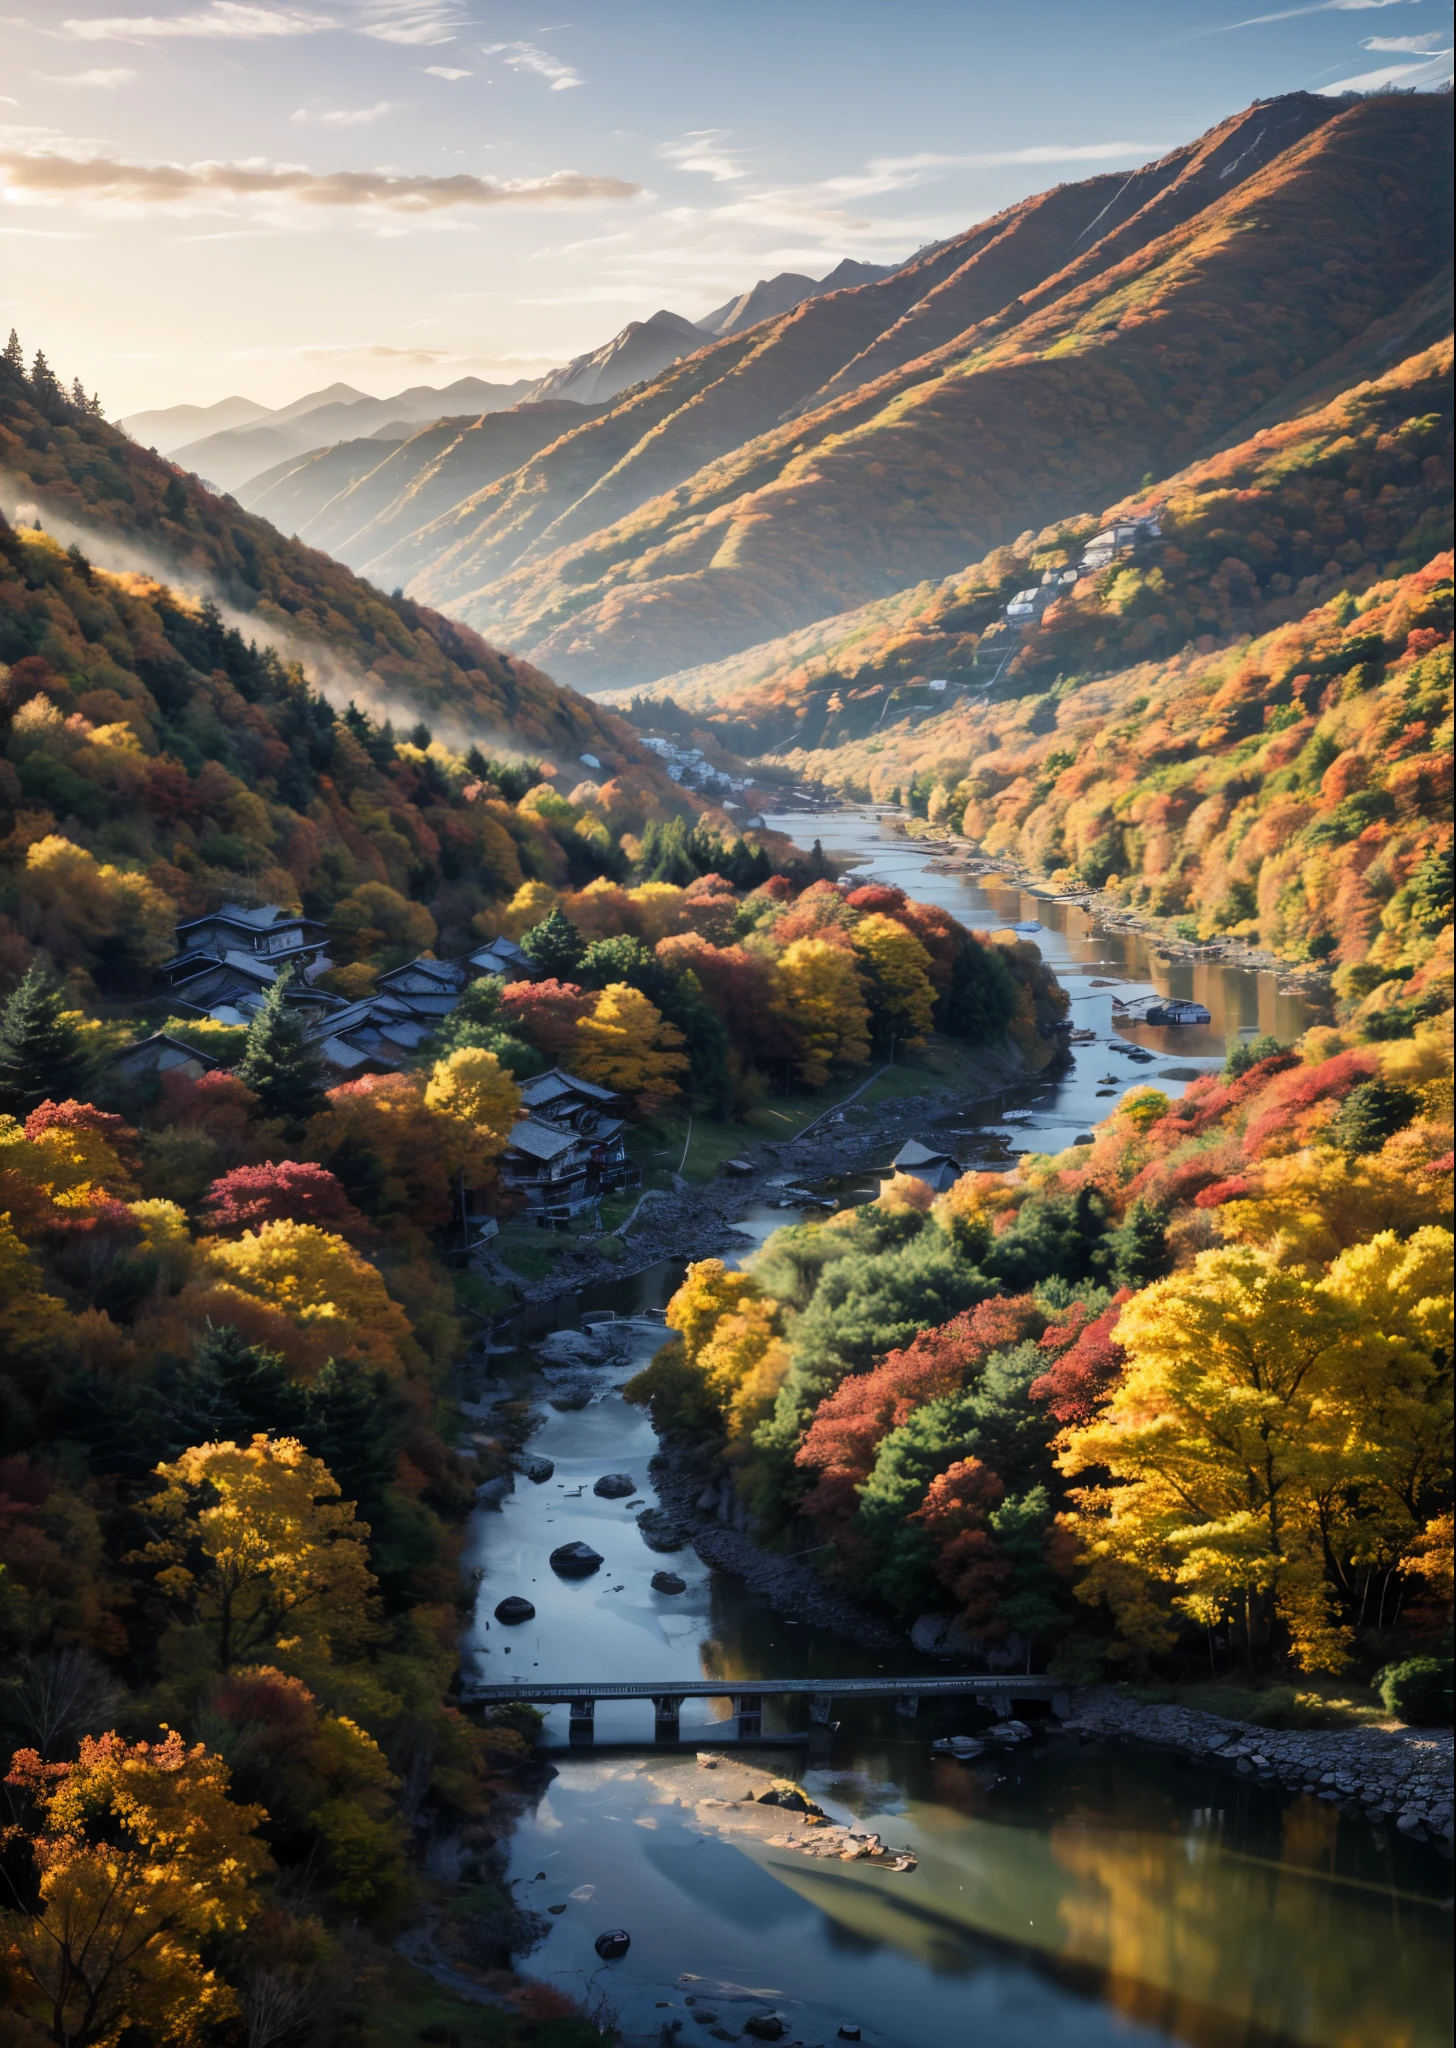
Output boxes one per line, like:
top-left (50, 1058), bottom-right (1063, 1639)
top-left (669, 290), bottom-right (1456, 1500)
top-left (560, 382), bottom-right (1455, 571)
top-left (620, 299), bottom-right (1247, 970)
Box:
top-left (0, 1730), bottom-right (268, 2046)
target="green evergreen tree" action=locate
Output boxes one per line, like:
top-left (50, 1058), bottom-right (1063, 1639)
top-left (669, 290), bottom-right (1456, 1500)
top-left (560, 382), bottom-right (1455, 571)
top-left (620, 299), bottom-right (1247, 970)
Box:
top-left (235, 969), bottom-right (325, 1123)
top-left (1104, 1198), bottom-right (1171, 1289)
top-left (519, 906), bottom-right (586, 978)
top-left (2, 329), bottom-right (24, 376)
top-left (1327, 1077), bottom-right (1419, 1159)
top-left (942, 937), bottom-right (1017, 1043)
top-left (0, 964), bottom-right (90, 1117)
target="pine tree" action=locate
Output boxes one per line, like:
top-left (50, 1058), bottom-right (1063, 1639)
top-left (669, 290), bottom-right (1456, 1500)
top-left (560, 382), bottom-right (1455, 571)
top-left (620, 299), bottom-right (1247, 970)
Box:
top-left (70, 376), bottom-right (88, 411)
top-left (0, 964), bottom-right (90, 1117)
top-left (519, 905), bottom-right (586, 978)
top-left (2, 329), bottom-right (23, 376)
top-left (235, 970), bottom-right (325, 1123)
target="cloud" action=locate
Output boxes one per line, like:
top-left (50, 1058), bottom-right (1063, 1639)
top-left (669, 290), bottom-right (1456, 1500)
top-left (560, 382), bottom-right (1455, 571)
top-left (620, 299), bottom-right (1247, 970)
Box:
top-left (59, 4), bottom-right (335, 38)
top-left (1362, 29), bottom-right (1449, 47)
top-left (1317, 51), bottom-right (1453, 87)
top-left (37, 68), bottom-right (140, 86)
top-left (657, 131), bottom-right (745, 183)
top-left (0, 144), bottom-right (643, 211)
top-left (355, 1), bottom-right (468, 42)
top-left (484, 41), bottom-right (583, 91)
top-left (292, 101), bottom-right (398, 125)
top-left (814, 138), bottom-right (1164, 201)
top-left (424, 65), bottom-right (471, 78)
top-left (1196, 0), bottom-right (1418, 31)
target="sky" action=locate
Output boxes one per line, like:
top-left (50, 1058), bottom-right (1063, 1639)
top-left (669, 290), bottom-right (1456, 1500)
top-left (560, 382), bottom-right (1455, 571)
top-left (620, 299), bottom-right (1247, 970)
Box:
top-left (1, 0), bottom-right (1451, 416)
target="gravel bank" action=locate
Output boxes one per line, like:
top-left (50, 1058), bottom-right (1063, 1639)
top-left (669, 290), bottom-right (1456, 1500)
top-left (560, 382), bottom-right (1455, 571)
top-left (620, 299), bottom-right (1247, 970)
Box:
top-left (1066, 1685), bottom-right (1454, 1845)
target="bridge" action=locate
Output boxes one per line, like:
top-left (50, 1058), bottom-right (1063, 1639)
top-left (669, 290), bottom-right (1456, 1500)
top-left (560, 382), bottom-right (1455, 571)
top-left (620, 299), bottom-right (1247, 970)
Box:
top-left (466, 1674), bottom-right (1072, 1746)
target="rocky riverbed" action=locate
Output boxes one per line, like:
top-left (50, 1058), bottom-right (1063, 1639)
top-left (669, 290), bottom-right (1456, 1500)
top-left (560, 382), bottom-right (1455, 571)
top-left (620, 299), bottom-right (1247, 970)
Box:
top-left (1065, 1686), bottom-right (1454, 1847)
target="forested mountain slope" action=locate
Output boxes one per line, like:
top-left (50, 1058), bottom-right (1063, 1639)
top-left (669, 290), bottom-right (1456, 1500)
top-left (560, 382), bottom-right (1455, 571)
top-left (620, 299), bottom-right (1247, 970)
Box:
top-left (240, 400), bottom-right (604, 583)
top-left (0, 355), bottom-right (645, 763)
top-left (454, 93), bottom-right (1448, 688)
top-left (629, 334), bottom-right (1453, 738)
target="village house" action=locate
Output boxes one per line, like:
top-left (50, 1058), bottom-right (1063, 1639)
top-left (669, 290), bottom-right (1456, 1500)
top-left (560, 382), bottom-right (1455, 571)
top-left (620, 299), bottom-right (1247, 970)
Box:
top-left (501, 1067), bottom-right (638, 1221)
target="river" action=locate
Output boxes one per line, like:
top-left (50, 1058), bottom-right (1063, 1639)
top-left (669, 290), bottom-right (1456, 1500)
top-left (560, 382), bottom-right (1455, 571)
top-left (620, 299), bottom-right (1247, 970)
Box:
top-left (462, 812), bottom-right (1449, 2048)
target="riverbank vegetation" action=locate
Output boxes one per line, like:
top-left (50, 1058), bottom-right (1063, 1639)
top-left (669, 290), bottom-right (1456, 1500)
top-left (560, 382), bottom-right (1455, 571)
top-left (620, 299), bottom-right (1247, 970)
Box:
top-left (631, 1015), bottom-right (1453, 1701)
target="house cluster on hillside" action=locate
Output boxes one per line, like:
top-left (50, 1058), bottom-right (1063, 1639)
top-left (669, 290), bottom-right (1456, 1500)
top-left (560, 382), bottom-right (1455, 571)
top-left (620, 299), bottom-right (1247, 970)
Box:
top-left (636, 734), bottom-right (762, 817)
top-left (1004, 511), bottom-right (1163, 628)
top-left (134, 900), bottom-right (641, 1227)
top-left (156, 902), bottom-right (534, 1075)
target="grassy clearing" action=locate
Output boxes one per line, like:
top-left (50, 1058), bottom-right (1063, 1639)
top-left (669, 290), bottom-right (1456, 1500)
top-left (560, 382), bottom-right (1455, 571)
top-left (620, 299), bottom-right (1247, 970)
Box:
top-left (352, 1950), bottom-right (600, 2046)
top-left (1128, 1677), bottom-right (1390, 1730)
top-left (630, 1037), bottom-right (1001, 1186)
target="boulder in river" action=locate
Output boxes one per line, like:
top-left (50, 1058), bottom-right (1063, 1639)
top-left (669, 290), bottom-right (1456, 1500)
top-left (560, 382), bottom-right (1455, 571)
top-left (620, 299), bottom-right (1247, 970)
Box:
top-left (537, 1328), bottom-right (605, 1367)
top-left (744, 2017), bottom-right (786, 2040)
top-left (651, 1570), bottom-right (687, 1595)
top-left (474, 1474), bottom-right (513, 1507)
top-left (593, 1928), bottom-right (630, 1960)
top-left (548, 1382), bottom-right (592, 1411)
top-left (593, 1472), bottom-right (636, 1498)
top-left (550, 1541), bottom-right (604, 1577)
top-left (515, 1454), bottom-right (554, 1483)
top-left (635, 1507), bottom-right (688, 1552)
top-left (493, 1596), bottom-right (536, 1625)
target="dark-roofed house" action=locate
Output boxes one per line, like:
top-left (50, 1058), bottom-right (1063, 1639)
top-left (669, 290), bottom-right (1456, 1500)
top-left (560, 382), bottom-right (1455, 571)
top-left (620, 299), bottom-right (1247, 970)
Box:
top-left (501, 1066), bottom-right (638, 1217)
top-left (160, 901), bottom-right (340, 1025)
top-left (888, 1139), bottom-right (961, 1193)
top-left (109, 1032), bottom-right (220, 1087)
top-left (467, 936), bottom-right (537, 982)
top-left (519, 1067), bottom-right (625, 1130)
top-left (374, 956), bottom-right (470, 1020)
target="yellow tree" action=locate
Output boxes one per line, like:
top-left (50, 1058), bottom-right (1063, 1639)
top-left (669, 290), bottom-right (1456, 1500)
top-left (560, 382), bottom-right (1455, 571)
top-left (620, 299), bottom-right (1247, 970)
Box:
top-left (1058, 1230), bottom-right (1453, 1670)
top-left (208, 1219), bottom-right (416, 1372)
top-left (772, 939), bottom-right (871, 1086)
top-left (138, 1436), bottom-right (377, 1670)
top-left (1218, 1146), bottom-right (1452, 1267)
top-left (850, 913), bottom-right (937, 1048)
top-left (573, 984), bottom-right (687, 1111)
top-left (423, 1047), bottom-right (521, 1143)
top-left (1, 1730), bottom-right (269, 2046)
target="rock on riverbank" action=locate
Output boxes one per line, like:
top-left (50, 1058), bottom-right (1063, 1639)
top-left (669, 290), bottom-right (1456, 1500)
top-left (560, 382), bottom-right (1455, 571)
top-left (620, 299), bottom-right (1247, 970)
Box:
top-left (648, 1444), bottom-right (903, 1650)
top-left (1068, 1686), bottom-right (1454, 1845)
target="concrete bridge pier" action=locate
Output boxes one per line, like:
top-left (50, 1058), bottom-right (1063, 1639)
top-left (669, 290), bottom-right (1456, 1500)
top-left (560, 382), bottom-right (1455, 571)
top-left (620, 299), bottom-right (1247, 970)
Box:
top-left (652, 1695), bottom-right (684, 1743)
top-left (568, 1697), bottom-right (595, 1744)
top-left (733, 1692), bottom-right (763, 1740)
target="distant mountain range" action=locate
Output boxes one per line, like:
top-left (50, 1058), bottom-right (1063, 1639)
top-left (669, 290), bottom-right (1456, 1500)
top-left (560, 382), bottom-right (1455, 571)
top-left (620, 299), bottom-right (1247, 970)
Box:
top-left (166, 94), bottom-right (1451, 704)
top-left (119, 257), bottom-right (896, 498)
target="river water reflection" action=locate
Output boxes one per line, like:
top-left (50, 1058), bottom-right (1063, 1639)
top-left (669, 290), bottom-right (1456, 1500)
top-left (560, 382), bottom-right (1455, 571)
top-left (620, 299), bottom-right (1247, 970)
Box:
top-left (471, 814), bottom-right (1448, 2048)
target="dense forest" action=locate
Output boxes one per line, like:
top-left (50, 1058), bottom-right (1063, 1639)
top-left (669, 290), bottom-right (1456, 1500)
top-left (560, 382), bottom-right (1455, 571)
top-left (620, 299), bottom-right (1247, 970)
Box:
top-left (0, 352), bottom-right (1072, 2041)
top-left (632, 1019), bottom-right (1452, 1695)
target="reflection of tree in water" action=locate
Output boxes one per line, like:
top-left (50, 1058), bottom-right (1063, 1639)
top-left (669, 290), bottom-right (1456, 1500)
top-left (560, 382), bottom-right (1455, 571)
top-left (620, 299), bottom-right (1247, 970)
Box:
top-left (1047, 1811), bottom-right (1446, 2048)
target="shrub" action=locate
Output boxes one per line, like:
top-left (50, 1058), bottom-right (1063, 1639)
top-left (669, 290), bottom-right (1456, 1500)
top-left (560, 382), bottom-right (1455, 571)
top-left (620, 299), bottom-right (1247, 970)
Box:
top-left (1377, 1657), bottom-right (1454, 1726)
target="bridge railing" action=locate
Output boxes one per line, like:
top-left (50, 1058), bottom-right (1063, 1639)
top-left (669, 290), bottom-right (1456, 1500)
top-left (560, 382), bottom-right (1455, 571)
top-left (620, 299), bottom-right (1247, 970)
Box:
top-left (464, 1673), bottom-right (1072, 1745)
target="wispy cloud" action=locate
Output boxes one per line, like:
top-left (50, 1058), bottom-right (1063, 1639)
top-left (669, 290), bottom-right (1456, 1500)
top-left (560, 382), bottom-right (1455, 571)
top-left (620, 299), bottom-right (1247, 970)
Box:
top-left (59, 4), bottom-right (336, 39)
top-left (1318, 50), bottom-right (1453, 87)
top-left (0, 144), bottom-right (641, 211)
top-left (1195, 0), bottom-right (1418, 32)
top-left (292, 101), bottom-right (398, 125)
top-left (657, 131), bottom-right (745, 183)
top-left (355, 1), bottom-right (469, 43)
top-left (815, 138), bottom-right (1163, 201)
top-left (36, 68), bottom-right (139, 86)
top-left (424, 65), bottom-right (471, 78)
top-left (1362, 29), bottom-right (1449, 48)
top-left (483, 40), bottom-right (582, 91)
